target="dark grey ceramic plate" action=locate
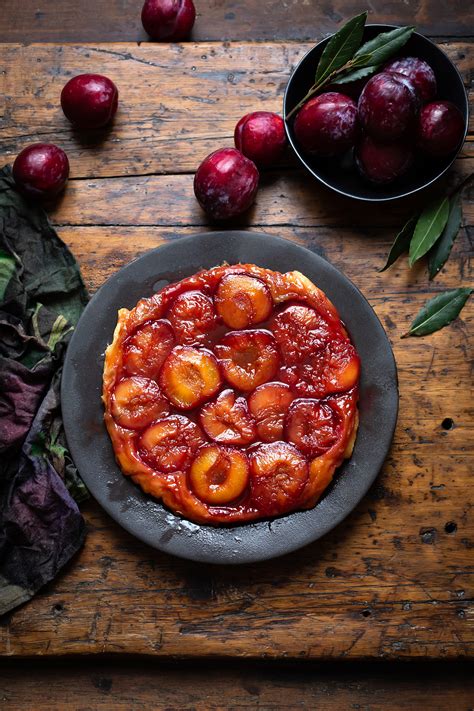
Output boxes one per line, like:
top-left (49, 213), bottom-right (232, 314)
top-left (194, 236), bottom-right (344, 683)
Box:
top-left (62, 231), bottom-right (398, 564)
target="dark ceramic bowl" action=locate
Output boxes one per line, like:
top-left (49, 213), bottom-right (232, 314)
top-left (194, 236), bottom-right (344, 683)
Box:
top-left (283, 25), bottom-right (469, 202)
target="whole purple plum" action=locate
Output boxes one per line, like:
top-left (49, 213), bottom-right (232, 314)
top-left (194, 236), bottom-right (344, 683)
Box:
top-left (358, 72), bottom-right (417, 141)
top-left (194, 148), bottom-right (259, 220)
top-left (417, 101), bottom-right (465, 156)
top-left (61, 74), bottom-right (118, 129)
top-left (234, 112), bottom-right (287, 168)
top-left (355, 135), bottom-right (413, 184)
top-left (294, 92), bottom-right (358, 156)
top-left (141, 0), bottom-right (196, 41)
top-left (13, 144), bottom-right (69, 199)
top-left (384, 56), bottom-right (437, 103)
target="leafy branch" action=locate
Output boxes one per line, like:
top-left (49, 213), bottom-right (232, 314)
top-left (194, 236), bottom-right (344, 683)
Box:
top-left (286, 14), bottom-right (414, 120)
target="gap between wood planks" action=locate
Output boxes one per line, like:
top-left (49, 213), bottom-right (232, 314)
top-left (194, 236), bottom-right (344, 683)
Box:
top-left (0, 658), bottom-right (473, 710)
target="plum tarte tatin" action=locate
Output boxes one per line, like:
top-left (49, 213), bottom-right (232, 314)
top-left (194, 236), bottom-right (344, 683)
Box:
top-left (102, 264), bottom-right (360, 525)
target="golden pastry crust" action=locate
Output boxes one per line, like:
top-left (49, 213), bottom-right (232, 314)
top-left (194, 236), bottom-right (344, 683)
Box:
top-left (103, 264), bottom-right (360, 525)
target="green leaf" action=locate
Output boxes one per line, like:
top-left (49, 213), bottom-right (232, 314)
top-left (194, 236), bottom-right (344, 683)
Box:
top-left (315, 12), bottom-right (367, 84)
top-left (408, 197), bottom-right (450, 267)
top-left (379, 216), bottom-right (417, 272)
top-left (350, 53), bottom-right (373, 67)
top-left (0, 249), bottom-right (16, 301)
top-left (332, 64), bottom-right (380, 85)
top-left (428, 192), bottom-right (463, 279)
top-left (354, 26), bottom-right (415, 68)
top-left (403, 288), bottom-right (473, 337)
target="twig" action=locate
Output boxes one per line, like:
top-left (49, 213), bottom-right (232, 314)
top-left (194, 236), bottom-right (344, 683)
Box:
top-left (285, 58), bottom-right (360, 120)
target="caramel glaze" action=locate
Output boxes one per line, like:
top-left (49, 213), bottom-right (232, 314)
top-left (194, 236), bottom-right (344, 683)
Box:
top-left (103, 264), bottom-right (360, 525)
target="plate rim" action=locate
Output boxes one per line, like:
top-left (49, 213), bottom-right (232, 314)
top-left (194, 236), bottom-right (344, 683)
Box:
top-left (61, 230), bottom-right (399, 564)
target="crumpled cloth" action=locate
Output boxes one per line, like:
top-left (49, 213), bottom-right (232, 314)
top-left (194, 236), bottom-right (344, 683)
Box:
top-left (0, 166), bottom-right (89, 615)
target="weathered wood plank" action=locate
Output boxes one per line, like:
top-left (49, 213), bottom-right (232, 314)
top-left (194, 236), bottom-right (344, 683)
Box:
top-left (0, 0), bottom-right (472, 42)
top-left (0, 42), bottom-right (471, 178)
top-left (55, 224), bottom-right (472, 292)
top-left (0, 41), bottom-right (472, 661)
top-left (44, 168), bottom-right (474, 230)
top-left (1, 661), bottom-right (473, 710)
top-left (1, 225), bottom-right (472, 659)
top-left (1, 478), bottom-right (472, 659)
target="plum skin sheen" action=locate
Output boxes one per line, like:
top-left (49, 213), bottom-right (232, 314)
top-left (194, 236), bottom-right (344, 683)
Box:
top-left (12, 143), bottom-right (69, 199)
top-left (294, 92), bottom-right (358, 156)
top-left (390, 72), bottom-right (422, 113)
top-left (61, 74), bottom-right (118, 129)
top-left (141, 0), bottom-right (196, 41)
top-left (417, 101), bottom-right (465, 157)
top-left (194, 148), bottom-right (259, 220)
top-left (234, 111), bottom-right (287, 168)
top-left (358, 72), bottom-right (417, 141)
top-left (384, 56), bottom-right (437, 104)
top-left (355, 135), bottom-right (414, 185)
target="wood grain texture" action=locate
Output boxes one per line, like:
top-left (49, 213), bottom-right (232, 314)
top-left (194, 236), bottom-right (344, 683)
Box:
top-left (0, 0), bottom-right (472, 43)
top-left (0, 41), bottom-right (472, 661)
top-left (0, 42), bottom-right (472, 179)
top-left (1, 661), bottom-right (473, 710)
top-left (1, 226), bottom-right (472, 659)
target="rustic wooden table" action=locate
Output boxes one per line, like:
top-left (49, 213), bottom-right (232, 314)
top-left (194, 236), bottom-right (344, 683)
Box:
top-left (0, 1), bottom-right (473, 708)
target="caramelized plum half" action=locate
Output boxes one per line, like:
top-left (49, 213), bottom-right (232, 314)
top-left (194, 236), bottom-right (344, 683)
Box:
top-left (160, 345), bottom-right (222, 409)
top-left (215, 330), bottom-right (279, 391)
top-left (280, 337), bottom-right (359, 397)
top-left (271, 304), bottom-right (330, 365)
top-left (140, 415), bottom-right (205, 473)
top-left (189, 444), bottom-right (250, 504)
top-left (248, 382), bottom-right (294, 442)
top-left (250, 442), bottom-right (308, 515)
top-left (286, 398), bottom-right (341, 457)
top-left (200, 389), bottom-right (257, 445)
top-left (111, 376), bottom-right (169, 429)
top-left (124, 319), bottom-right (175, 379)
top-left (168, 290), bottom-right (217, 345)
top-left (325, 339), bottom-right (360, 393)
top-left (215, 273), bottom-right (273, 329)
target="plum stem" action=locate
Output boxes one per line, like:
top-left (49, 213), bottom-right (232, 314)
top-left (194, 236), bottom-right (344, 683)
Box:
top-left (285, 58), bottom-right (360, 121)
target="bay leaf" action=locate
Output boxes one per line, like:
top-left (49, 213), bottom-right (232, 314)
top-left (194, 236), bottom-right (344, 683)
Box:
top-left (403, 287), bottom-right (472, 337)
top-left (315, 12), bottom-right (367, 84)
top-left (332, 64), bottom-right (380, 85)
top-left (353, 26), bottom-right (415, 68)
top-left (428, 192), bottom-right (463, 279)
top-left (379, 216), bottom-right (417, 272)
top-left (408, 196), bottom-right (450, 267)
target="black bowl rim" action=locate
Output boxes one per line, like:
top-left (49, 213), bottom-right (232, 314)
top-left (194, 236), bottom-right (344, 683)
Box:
top-left (283, 24), bottom-right (469, 203)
